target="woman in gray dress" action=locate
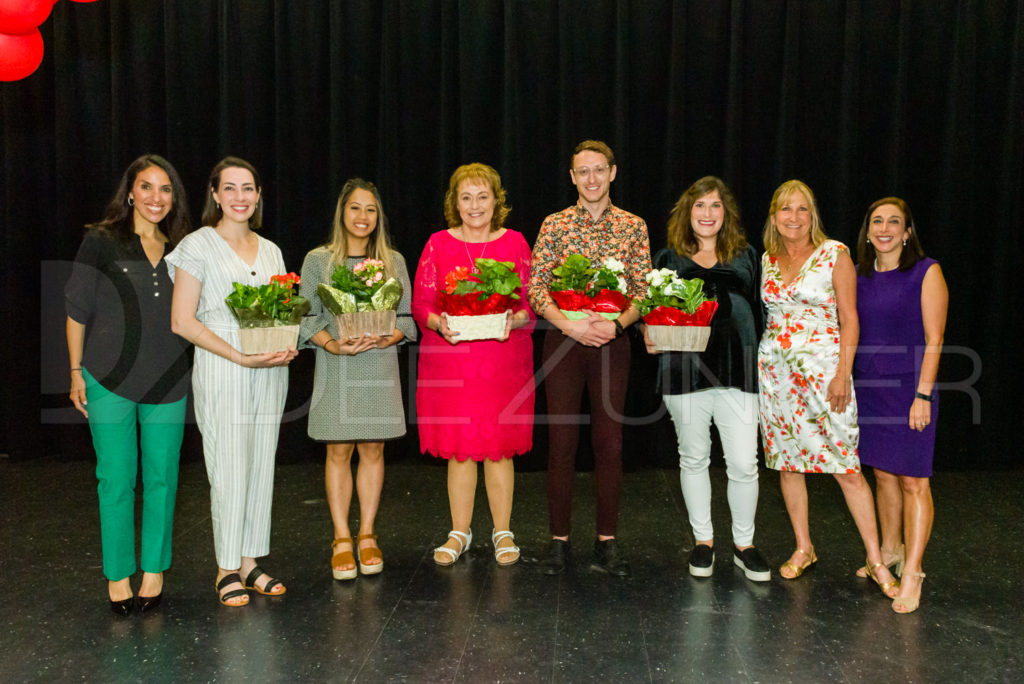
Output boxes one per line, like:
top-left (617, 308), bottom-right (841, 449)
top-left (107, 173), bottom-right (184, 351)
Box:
top-left (298, 179), bottom-right (416, 580)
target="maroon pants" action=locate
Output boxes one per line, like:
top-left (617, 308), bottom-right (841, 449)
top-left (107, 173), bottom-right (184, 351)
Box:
top-left (542, 328), bottom-right (631, 537)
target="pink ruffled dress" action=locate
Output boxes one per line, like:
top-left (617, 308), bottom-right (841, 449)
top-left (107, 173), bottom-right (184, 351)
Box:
top-left (412, 229), bottom-right (535, 461)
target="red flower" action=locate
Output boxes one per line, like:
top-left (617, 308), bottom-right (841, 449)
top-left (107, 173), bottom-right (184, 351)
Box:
top-left (444, 266), bottom-right (471, 294)
top-left (270, 272), bottom-right (300, 288)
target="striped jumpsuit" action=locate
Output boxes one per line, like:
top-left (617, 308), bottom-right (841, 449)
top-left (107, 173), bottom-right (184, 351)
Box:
top-left (166, 226), bottom-right (289, 569)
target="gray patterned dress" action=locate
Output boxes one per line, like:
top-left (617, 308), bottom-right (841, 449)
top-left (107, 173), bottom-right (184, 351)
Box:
top-left (298, 248), bottom-right (417, 441)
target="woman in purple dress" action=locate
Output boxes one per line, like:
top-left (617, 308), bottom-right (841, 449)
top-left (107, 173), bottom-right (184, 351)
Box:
top-left (854, 197), bottom-right (948, 614)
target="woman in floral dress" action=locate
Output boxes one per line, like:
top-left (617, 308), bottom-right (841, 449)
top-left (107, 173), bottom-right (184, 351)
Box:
top-left (757, 180), bottom-right (897, 596)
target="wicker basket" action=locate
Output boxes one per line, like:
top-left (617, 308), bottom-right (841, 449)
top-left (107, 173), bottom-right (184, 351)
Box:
top-left (237, 325), bottom-right (300, 354)
top-left (335, 309), bottom-right (397, 339)
top-left (445, 312), bottom-right (509, 341)
top-left (647, 325), bottom-right (711, 352)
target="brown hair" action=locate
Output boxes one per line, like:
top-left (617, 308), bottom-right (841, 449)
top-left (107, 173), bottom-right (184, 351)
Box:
top-left (666, 176), bottom-right (747, 263)
top-left (856, 196), bottom-right (926, 277)
top-left (762, 179), bottom-right (827, 256)
top-left (201, 156), bottom-right (264, 229)
top-left (443, 163), bottom-right (510, 232)
top-left (571, 139), bottom-right (615, 168)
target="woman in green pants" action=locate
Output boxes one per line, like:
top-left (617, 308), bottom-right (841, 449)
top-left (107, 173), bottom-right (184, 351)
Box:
top-left (65, 155), bottom-right (194, 615)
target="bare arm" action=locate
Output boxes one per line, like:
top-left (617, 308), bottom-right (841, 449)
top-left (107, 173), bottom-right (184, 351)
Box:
top-left (66, 317), bottom-right (88, 417)
top-left (910, 263), bottom-right (948, 431)
top-left (828, 249), bottom-right (859, 413)
top-left (170, 267), bottom-right (296, 368)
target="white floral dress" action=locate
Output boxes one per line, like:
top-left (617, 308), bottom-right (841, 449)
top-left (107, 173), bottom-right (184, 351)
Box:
top-left (757, 240), bottom-right (860, 473)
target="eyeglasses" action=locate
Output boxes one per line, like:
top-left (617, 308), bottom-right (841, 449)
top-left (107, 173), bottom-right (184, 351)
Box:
top-left (573, 164), bottom-right (610, 178)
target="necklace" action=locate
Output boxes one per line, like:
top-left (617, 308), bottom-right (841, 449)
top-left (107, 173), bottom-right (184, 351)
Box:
top-left (461, 227), bottom-right (490, 269)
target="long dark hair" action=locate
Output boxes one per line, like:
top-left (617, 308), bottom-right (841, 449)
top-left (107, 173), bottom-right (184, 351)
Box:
top-left (86, 154), bottom-right (193, 246)
top-left (201, 156), bottom-right (264, 229)
top-left (856, 196), bottom-right (926, 277)
top-left (666, 175), bottom-right (747, 263)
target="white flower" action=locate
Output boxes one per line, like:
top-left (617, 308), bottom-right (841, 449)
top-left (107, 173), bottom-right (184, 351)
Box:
top-left (602, 257), bottom-right (625, 273)
top-left (616, 275), bottom-right (628, 292)
top-left (647, 268), bottom-right (676, 288)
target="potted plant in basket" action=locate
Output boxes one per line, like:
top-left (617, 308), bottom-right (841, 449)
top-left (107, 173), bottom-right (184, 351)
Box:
top-left (225, 272), bottom-right (311, 353)
top-left (634, 268), bottom-right (719, 351)
top-left (439, 257), bottom-right (522, 341)
top-left (549, 254), bottom-right (630, 319)
top-left (316, 258), bottom-right (404, 338)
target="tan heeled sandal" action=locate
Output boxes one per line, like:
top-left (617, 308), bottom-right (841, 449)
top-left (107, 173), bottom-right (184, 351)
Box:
top-left (779, 547), bottom-right (817, 580)
top-left (865, 559), bottom-right (900, 598)
top-left (332, 537), bottom-right (357, 581)
top-left (892, 571), bottom-right (926, 614)
top-left (357, 533), bottom-right (384, 575)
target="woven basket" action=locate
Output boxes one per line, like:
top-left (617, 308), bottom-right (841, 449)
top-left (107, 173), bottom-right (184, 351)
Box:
top-left (647, 325), bottom-right (711, 352)
top-left (445, 312), bottom-right (509, 341)
top-left (237, 325), bottom-right (300, 354)
top-left (335, 309), bottom-right (397, 339)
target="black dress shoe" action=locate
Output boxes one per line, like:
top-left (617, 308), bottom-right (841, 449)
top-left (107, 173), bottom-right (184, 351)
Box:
top-left (138, 592), bottom-right (162, 613)
top-left (592, 538), bottom-right (631, 577)
top-left (540, 539), bottom-right (571, 575)
top-left (109, 597), bottom-right (134, 616)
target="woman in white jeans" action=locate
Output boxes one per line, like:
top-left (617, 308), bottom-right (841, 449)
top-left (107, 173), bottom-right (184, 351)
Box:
top-left (643, 176), bottom-right (769, 581)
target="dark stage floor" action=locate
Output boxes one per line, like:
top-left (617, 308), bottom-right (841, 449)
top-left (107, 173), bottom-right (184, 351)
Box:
top-left (2, 455), bottom-right (1021, 683)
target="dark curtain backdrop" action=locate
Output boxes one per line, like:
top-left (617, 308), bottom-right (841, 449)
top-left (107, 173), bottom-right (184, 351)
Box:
top-left (2, 1), bottom-right (1021, 469)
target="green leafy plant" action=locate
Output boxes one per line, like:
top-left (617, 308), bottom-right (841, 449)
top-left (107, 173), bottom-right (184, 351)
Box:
top-left (550, 254), bottom-right (596, 292)
top-left (318, 258), bottom-right (403, 314)
top-left (634, 268), bottom-right (713, 316)
top-left (225, 273), bottom-right (310, 328)
top-left (451, 258), bottom-right (522, 299)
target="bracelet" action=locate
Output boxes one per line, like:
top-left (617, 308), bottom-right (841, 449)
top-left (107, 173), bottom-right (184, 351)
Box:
top-left (612, 319), bottom-right (624, 337)
top-left (70, 367), bottom-right (82, 372)
top-left (915, 391), bottom-right (933, 402)
top-left (323, 339), bottom-right (336, 350)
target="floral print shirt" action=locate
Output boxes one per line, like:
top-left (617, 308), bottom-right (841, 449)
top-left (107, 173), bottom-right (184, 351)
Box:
top-left (528, 202), bottom-right (652, 315)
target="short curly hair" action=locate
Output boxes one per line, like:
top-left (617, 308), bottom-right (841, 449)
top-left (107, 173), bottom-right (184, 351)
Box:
top-left (443, 163), bottom-right (510, 232)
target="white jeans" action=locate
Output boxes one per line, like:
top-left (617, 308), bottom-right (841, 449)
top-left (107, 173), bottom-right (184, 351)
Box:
top-left (663, 388), bottom-right (759, 546)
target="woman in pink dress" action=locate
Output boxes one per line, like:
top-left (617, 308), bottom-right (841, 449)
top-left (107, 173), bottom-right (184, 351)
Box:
top-left (412, 163), bottom-right (535, 567)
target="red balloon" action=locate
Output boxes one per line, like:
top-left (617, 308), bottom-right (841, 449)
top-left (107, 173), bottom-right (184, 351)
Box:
top-left (0, 0), bottom-right (53, 35)
top-left (0, 29), bottom-right (44, 81)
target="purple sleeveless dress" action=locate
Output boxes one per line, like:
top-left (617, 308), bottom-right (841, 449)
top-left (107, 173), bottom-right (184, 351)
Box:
top-left (854, 257), bottom-right (938, 476)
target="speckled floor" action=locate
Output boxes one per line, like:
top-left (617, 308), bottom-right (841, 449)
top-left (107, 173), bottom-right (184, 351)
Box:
top-left (2, 454), bottom-right (1021, 682)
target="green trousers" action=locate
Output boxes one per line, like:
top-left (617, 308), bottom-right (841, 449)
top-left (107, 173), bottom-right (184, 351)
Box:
top-left (83, 368), bottom-right (186, 581)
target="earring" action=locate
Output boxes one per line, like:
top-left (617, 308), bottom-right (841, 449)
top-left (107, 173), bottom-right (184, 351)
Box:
top-left (128, 197), bottom-right (134, 206)
top-left (902, 239), bottom-right (907, 246)
top-left (217, 202), bottom-right (221, 210)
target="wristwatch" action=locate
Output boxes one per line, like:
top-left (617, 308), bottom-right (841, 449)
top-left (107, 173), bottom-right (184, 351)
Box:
top-left (915, 391), bottom-right (933, 402)
top-left (612, 319), bottom-right (624, 337)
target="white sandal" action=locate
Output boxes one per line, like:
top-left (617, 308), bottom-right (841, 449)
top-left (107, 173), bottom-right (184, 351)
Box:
top-left (434, 529), bottom-right (472, 566)
top-left (491, 529), bottom-right (520, 566)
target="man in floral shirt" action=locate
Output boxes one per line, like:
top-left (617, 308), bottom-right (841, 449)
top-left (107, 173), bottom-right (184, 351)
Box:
top-left (529, 139), bottom-right (652, 577)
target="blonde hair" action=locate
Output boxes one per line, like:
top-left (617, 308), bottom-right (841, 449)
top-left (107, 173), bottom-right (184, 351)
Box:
top-left (325, 178), bottom-right (397, 277)
top-left (762, 179), bottom-right (827, 256)
top-left (443, 163), bottom-right (509, 232)
top-left (666, 176), bottom-right (747, 263)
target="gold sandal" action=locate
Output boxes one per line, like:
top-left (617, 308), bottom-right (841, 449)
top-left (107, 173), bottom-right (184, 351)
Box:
top-left (865, 559), bottom-right (900, 598)
top-left (779, 547), bottom-right (817, 580)
top-left (892, 571), bottom-right (926, 614)
top-left (856, 544), bottom-right (905, 578)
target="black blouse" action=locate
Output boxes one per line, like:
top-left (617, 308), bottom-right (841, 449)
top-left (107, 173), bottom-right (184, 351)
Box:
top-left (653, 244), bottom-right (763, 395)
top-left (65, 230), bottom-right (191, 404)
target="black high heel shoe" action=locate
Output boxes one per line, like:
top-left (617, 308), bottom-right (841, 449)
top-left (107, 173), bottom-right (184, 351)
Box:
top-left (109, 597), bottom-right (134, 616)
top-left (137, 593), bottom-right (162, 613)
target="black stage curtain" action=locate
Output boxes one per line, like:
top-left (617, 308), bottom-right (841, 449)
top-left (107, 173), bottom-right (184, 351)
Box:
top-left (2, 1), bottom-right (1021, 469)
